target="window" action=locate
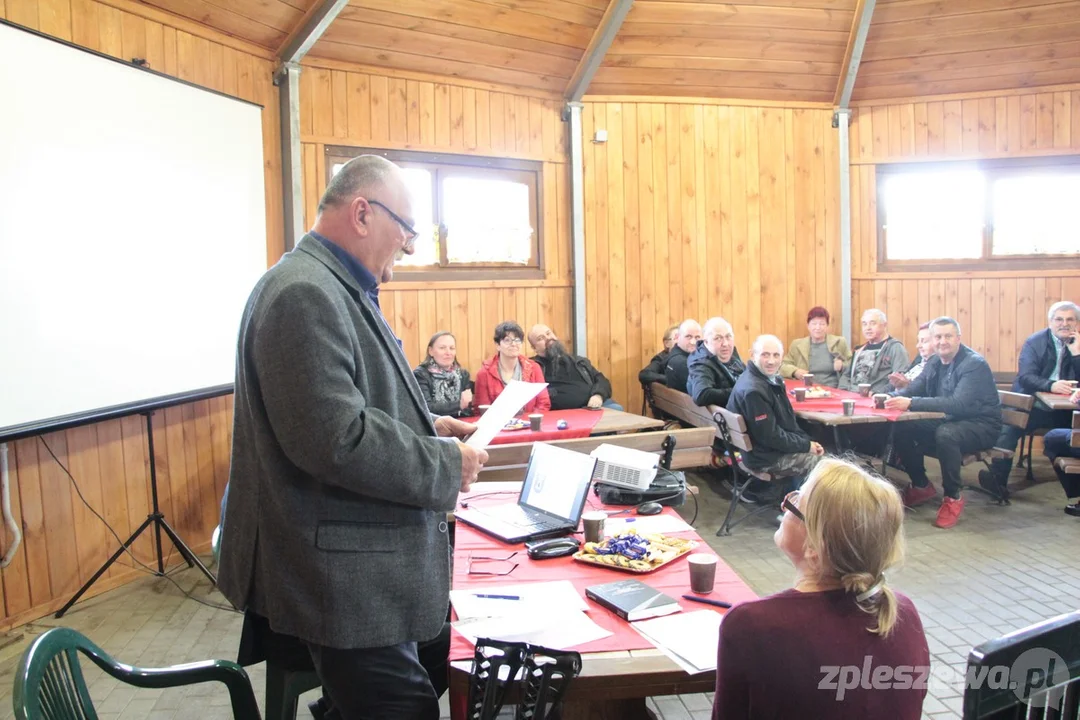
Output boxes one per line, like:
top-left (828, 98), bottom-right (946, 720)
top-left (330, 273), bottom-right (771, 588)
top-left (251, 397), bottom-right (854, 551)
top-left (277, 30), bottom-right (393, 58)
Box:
top-left (877, 158), bottom-right (1080, 270)
top-left (326, 146), bottom-right (542, 279)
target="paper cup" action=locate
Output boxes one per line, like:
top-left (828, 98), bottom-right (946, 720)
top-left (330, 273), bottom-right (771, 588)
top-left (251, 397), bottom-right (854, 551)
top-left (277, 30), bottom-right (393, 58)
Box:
top-left (802, 373), bottom-right (815, 388)
top-left (873, 393), bottom-right (888, 409)
top-left (528, 413), bottom-right (543, 431)
top-left (858, 383), bottom-right (872, 397)
top-left (688, 554), bottom-right (718, 594)
top-left (477, 404), bottom-right (491, 415)
top-left (582, 511), bottom-right (606, 544)
top-left (793, 387), bottom-right (807, 402)
top-left (842, 399), bottom-right (856, 416)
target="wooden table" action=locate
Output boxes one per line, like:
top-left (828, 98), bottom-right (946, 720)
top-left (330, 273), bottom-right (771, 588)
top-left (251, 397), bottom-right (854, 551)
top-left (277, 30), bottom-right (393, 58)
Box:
top-left (447, 486), bottom-right (756, 720)
top-left (1036, 392), bottom-right (1078, 412)
top-left (592, 408), bottom-right (665, 434)
top-left (784, 380), bottom-right (945, 473)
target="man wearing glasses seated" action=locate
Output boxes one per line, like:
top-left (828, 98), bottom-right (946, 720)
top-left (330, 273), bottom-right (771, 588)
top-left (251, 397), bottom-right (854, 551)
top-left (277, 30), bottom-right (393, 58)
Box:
top-left (528, 324), bottom-right (622, 411)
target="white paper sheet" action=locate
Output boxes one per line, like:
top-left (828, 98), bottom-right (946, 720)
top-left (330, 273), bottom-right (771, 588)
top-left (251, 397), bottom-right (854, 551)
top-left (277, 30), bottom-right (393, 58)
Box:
top-left (452, 609), bottom-right (612, 651)
top-left (465, 380), bottom-right (548, 449)
top-left (603, 515), bottom-right (693, 536)
top-left (450, 580), bottom-right (589, 621)
top-left (632, 610), bottom-right (722, 675)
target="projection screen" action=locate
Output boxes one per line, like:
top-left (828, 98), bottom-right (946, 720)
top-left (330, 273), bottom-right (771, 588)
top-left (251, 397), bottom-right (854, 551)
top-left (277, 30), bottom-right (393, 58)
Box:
top-left (0, 22), bottom-right (268, 441)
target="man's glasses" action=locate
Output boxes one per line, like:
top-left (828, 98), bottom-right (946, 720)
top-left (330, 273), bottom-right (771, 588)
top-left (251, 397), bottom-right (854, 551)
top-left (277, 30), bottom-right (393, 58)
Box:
top-left (368, 199), bottom-right (418, 242)
top-left (500, 337), bottom-right (524, 346)
top-left (781, 491), bottom-right (804, 522)
top-left (467, 551), bottom-right (519, 576)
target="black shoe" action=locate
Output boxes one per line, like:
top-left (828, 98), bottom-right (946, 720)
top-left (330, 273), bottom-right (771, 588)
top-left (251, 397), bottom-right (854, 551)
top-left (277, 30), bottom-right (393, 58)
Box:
top-left (308, 697), bottom-right (331, 720)
top-left (1066, 504), bottom-right (1080, 518)
top-left (978, 469), bottom-right (1006, 496)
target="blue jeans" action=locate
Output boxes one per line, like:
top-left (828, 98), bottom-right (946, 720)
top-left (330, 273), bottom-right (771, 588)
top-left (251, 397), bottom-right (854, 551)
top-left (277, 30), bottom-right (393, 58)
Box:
top-left (602, 399), bottom-right (624, 411)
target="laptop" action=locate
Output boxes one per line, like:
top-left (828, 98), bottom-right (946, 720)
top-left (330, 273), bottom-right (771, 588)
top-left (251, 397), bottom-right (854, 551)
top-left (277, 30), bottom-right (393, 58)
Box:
top-left (455, 442), bottom-right (597, 544)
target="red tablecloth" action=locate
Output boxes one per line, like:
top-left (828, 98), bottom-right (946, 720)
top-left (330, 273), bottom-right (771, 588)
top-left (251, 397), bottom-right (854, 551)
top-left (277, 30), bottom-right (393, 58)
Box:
top-left (782, 379), bottom-right (907, 421)
top-left (449, 502), bottom-right (758, 662)
top-left (458, 408), bottom-right (604, 445)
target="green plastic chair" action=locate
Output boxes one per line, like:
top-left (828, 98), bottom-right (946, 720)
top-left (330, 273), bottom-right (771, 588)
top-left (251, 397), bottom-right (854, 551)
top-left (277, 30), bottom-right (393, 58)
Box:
top-left (13, 627), bottom-right (261, 720)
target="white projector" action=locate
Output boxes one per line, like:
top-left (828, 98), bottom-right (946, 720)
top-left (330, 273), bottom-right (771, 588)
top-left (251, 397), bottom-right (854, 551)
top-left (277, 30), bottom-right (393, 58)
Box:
top-left (590, 444), bottom-right (659, 491)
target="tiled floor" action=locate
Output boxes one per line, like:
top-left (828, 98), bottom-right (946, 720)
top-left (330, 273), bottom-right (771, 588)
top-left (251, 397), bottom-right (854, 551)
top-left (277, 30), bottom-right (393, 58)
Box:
top-left (0, 457), bottom-right (1077, 720)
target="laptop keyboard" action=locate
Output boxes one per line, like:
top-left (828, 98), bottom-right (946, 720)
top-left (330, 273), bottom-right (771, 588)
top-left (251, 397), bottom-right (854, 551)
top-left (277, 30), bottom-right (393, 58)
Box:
top-left (487, 505), bottom-right (566, 531)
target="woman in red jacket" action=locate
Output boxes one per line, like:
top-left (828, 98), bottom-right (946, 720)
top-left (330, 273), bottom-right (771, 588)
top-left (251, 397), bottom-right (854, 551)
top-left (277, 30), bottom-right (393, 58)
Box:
top-left (474, 321), bottom-right (551, 413)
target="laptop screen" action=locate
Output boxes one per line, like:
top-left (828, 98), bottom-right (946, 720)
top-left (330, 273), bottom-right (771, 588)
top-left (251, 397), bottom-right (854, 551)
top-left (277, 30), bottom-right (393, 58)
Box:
top-left (518, 443), bottom-right (596, 522)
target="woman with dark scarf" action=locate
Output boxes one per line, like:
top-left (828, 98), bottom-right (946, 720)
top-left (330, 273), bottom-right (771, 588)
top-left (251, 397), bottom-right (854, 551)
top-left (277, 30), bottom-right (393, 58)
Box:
top-left (413, 331), bottom-right (473, 418)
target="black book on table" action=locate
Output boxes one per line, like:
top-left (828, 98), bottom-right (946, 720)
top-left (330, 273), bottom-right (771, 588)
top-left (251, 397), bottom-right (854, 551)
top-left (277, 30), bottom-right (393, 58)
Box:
top-left (585, 578), bottom-right (682, 622)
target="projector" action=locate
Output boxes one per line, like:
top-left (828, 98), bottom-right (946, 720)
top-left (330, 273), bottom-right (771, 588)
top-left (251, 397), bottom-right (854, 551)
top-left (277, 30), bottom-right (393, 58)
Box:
top-left (589, 444), bottom-right (659, 491)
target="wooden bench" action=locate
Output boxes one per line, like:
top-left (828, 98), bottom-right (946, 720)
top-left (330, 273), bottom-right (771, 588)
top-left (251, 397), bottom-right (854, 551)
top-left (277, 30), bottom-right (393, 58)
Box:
top-left (962, 391), bottom-right (1034, 503)
top-left (475, 426), bottom-right (716, 483)
top-left (712, 407), bottom-right (782, 536)
top-left (1052, 411), bottom-right (1080, 476)
top-left (647, 383), bottom-right (721, 439)
top-left (992, 370), bottom-right (1017, 391)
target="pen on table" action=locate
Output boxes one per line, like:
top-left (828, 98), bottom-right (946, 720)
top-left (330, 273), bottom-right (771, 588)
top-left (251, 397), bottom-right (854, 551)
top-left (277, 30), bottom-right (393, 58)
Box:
top-left (473, 594), bottom-right (521, 601)
top-left (682, 594), bottom-right (732, 609)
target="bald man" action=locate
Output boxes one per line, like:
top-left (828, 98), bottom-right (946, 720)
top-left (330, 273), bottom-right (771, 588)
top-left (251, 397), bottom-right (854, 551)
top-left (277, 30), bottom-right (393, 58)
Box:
top-left (687, 317), bottom-right (745, 408)
top-left (528, 324), bottom-right (621, 410)
top-left (727, 335), bottom-right (824, 484)
top-left (220, 155), bottom-right (487, 719)
top-left (665, 319), bottom-right (703, 393)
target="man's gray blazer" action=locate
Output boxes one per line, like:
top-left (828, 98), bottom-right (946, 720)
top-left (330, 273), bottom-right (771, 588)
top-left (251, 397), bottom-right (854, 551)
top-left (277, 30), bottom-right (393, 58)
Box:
top-left (218, 234), bottom-right (462, 650)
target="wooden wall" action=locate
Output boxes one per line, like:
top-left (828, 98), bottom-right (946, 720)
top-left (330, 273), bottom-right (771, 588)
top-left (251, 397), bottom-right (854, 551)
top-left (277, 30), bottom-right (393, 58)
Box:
top-left (850, 87), bottom-right (1080, 371)
top-left (582, 100), bottom-right (842, 414)
top-left (298, 59), bottom-right (574, 375)
top-left (0, 0), bottom-right (280, 628)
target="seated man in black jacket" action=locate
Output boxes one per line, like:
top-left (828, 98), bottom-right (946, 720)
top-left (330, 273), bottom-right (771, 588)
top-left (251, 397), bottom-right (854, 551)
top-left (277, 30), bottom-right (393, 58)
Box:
top-left (664, 319), bottom-right (702, 393)
top-left (639, 324), bottom-right (680, 387)
top-left (688, 317), bottom-right (745, 408)
top-left (727, 335), bottom-right (825, 484)
top-left (528, 324), bottom-right (622, 411)
top-left (887, 316), bottom-right (1002, 530)
top-left (980, 300), bottom-right (1080, 494)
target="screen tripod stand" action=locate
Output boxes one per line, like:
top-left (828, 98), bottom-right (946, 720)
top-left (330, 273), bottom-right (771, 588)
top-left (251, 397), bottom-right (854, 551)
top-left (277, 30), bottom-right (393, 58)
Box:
top-left (56, 410), bottom-right (217, 618)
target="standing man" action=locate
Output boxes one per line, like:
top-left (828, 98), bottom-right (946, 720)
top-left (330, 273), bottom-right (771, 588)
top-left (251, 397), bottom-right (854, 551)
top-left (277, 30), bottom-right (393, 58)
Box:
top-left (840, 309), bottom-right (909, 394)
top-left (219, 155), bottom-right (488, 719)
top-left (980, 301), bottom-right (1080, 494)
top-left (665, 319), bottom-right (703, 393)
top-left (687, 317), bottom-right (745, 408)
top-left (887, 317), bottom-right (1001, 529)
top-left (527, 324), bottom-right (622, 410)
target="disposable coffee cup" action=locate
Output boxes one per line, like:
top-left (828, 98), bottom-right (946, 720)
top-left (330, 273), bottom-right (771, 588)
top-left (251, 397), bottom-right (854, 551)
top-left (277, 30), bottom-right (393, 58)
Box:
top-left (688, 554), bottom-right (718, 594)
top-left (842, 399), bottom-right (856, 417)
top-left (793, 387), bottom-right (807, 402)
top-left (873, 393), bottom-right (888, 409)
top-left (803, 373), bottom-right (815, 387)
top-left (477, 404), bottom-right (491, 415)
top-left (858, 383), bottom-right (872, 397)
top-left (582, 511), bottom-right (606, 544)
top-left (528, 413), bottom-right (543, 431)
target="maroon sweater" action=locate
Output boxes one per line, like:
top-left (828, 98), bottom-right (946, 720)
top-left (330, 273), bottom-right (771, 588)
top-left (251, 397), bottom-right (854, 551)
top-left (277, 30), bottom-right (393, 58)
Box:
top-left (713, 589), bottom-right (929, 720)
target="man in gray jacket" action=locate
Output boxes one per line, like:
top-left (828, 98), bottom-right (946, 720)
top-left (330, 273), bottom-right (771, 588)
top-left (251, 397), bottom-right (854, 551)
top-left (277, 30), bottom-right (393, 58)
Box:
top-left (839, 308), bottom-right (909, 394)
top-left (219, 155), bottom-right (488, 719)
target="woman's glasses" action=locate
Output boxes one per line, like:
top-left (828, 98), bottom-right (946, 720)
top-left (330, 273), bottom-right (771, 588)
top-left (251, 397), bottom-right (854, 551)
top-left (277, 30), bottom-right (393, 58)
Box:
top-left (781, 490), bottom-right (804, 522)
top-left (500, 337), bottom-right (524, 346)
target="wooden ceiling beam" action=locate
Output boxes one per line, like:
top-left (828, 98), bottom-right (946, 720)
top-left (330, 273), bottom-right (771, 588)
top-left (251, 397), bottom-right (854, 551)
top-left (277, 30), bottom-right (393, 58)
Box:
top-left (833, 0), bottom-right (878, 107)
top-left (276, 0), bottom-right (351, 66)
top-left (565, 0), bottom-right (635, 102)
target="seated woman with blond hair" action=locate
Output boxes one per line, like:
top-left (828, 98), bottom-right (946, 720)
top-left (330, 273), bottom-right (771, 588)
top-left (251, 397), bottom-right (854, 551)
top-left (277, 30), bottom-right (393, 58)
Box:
top-left (713, 458), bottom-right (929, 720)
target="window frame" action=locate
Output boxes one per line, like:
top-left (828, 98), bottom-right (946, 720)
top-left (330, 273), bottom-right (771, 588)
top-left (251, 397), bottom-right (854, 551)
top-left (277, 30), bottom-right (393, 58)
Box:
top-left (875, 156), bottom-right (1080, 273)
top-left (325, 146), bottom-right (544, 281)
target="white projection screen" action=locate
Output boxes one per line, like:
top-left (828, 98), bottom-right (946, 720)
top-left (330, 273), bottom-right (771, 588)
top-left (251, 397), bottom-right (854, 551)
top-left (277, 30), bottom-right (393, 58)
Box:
top-left (0, 22), bottom-right (268, 440)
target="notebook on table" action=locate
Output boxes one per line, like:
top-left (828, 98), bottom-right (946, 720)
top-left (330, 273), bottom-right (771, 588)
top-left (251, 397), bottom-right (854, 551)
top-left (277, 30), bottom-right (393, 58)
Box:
top-left (455, 442), bottom-right (596, 544)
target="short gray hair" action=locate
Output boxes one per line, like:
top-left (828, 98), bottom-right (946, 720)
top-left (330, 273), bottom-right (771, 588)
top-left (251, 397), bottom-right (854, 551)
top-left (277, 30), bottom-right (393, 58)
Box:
top-left (862, 308), bottom-right (887, 325)
top-left (318, 155), bottom-right (398, 213)
top-left (752, 334), bottom-right (783, 356)
top-left (930, 316), bottom-right (962, 335)
top-left (1048, 301), bottom-right (1080, 323)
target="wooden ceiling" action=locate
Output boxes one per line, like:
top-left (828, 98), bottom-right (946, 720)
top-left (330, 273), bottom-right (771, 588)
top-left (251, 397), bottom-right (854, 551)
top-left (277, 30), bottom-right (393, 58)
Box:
top-left (135, 0), bottom-right (1080, 103)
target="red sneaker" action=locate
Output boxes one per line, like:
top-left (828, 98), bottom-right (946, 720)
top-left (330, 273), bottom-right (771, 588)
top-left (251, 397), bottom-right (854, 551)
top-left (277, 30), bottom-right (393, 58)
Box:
top-left (934, 496), bottom-right (965, 529)
top-left (902, 484), bottom-right (937, 508)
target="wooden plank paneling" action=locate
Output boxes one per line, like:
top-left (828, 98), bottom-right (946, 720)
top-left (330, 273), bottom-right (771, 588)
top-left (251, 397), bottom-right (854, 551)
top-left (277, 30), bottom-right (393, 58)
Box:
top-left (0, 0), bottom-right (279, 629)
top-left (849, 87), bottom-right (1080, 373)
top-left (583, 100), bottom-right (840, 414)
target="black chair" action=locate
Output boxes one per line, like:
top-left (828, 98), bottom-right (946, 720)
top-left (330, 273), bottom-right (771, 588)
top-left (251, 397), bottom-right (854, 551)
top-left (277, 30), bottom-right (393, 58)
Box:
top-left (467, 639), bottom-right (581, 720)
top-left (713, 408), bottom-right (782, 536)
top-left (963, 611), bottom-right (1080, 719)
